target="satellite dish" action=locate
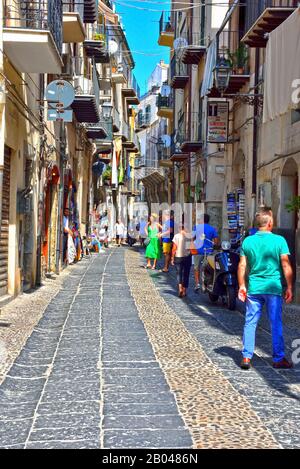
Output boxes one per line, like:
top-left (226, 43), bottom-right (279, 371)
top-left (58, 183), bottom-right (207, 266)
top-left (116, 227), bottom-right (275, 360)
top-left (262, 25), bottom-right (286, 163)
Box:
top-left (161, 135), bottom-right (171, 148)
top-left (46, 80), bottom-right (75, 108)
top-left (108, 39), bottom-right (119, 54)
top-left (173, 37), bottom-right (188, 51)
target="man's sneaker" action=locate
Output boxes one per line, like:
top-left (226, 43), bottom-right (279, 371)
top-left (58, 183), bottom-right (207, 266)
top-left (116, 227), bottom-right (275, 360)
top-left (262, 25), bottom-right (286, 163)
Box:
top-left (273, 358), bottom-right (293, 369)
top-left (194, 284), bottom-right (201, 292)
top-left (241, 358), bottom-right (251, 370)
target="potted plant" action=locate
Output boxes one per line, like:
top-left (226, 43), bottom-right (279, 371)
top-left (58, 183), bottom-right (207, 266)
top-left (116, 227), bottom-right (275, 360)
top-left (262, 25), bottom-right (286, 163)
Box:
top-left (93, 32), bottom-right (106, 42)
top-left (227, 43), bottom-right (248, 75)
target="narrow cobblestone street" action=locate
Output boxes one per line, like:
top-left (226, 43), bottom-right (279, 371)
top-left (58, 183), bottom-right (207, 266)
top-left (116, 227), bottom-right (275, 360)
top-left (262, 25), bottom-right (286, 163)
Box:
top-left (0, 248), bottom-right (299, 449)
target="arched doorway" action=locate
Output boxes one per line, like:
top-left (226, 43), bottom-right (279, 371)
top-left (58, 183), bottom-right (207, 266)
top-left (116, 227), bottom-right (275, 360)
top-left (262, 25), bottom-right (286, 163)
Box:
top-left (280, 158), bottom-right (298, 230)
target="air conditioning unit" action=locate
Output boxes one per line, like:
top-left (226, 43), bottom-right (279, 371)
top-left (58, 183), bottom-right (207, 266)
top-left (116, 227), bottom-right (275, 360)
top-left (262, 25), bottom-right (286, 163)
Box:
top-left (61, 53), bottom-right (73, 78)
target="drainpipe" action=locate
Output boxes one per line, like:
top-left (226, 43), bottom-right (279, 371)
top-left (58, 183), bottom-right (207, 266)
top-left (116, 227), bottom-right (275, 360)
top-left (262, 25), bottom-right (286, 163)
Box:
top-left (187, 0), bottom-right (193, 196)
top-left (56, 121), bottom-right (65, 274)
top-left (252, 48), bottom-right (260, 218)
top-left (36, 73), bottom-right (45, 285)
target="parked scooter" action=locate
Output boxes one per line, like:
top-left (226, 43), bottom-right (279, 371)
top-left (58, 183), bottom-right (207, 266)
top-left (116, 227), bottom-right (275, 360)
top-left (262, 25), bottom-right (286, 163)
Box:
top-left (201, 239), bottom-right (240, 311)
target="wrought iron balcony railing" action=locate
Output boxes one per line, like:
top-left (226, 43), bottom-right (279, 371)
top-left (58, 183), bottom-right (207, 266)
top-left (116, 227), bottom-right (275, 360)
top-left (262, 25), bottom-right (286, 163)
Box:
top-left (170, 54), bottom-right (189, 89)
top-left (244, 0), bottom-right (298, 34)
top-left (99, 117), bottom-right (113, 141)
top-left (157, 94), bottom-right (173, 109)
top-left (217, 30), bottom-right (250, 75)
top-left (62, 0), bottom-right (84, 17)
top-left (159, 11), bottom-right (174, 36)
top-left (3, 0), bottom-right (63, 54)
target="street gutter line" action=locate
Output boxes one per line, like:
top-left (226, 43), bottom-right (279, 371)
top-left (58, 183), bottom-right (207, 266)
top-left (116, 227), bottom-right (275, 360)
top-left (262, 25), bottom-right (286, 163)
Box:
top-left (99, 250), bottom-right (114, 449)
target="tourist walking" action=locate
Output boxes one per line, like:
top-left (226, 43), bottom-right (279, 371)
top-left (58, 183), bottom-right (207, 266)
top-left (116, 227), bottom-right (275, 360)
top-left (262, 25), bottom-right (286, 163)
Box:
top-left (145, 214), bottom-right (162, 270)
top-left (193, 214), bottom-right (219, 291)
top-left (171, 225), bottom-right (192, 298)
top-left (238, 207), bottom-right (293, 370)
top-left (115, 220), bottom-right (125, 246)
top-left (160, 210), bottom-right (174, 273)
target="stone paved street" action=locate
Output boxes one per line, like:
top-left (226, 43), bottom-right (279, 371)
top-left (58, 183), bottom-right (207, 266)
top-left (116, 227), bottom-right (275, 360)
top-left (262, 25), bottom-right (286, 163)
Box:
top-left (0, 247), bottom-right (299, 449)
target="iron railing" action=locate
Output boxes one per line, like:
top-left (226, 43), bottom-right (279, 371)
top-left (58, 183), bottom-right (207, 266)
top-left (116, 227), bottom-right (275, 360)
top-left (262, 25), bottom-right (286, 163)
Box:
top-left (175, 32), bottom-right (206, 49)
top-left (3, 0), bottom-right (63, 54)
top-left (131, 75), bottom-right (140, 99)
top-left (217, 30), bottom-right (250, 75)
top-left (244, 0), bottom-right (298, 34)
top-left (113, 108), bottom-right (121, 130)
top-left (170, 54), bottom-right (188, 78)
top-left (99, 117), bottom-right (113, 141)
top-left (74, 64), bottom-right (100, 110)
top-left (62, 0), bottom-right (84, 18)
top-left (159, 11), bottom-right (174, 36)
top-left (174, 112), bottom-right (202, 148)
top-left (157, 93), bottom-right (173, 109)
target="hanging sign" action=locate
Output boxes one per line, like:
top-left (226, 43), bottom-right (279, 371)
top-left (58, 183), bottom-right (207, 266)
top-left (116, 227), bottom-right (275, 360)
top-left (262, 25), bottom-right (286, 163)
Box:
top-left (207, 101), bottom-right (229, 143)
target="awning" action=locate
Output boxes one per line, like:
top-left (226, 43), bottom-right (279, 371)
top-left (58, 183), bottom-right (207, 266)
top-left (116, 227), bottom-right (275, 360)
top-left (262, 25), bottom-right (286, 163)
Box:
top-left (263, 8), bottom-right (300, 123)
top-left (140, 170), bottom-right (165, 188)
top-left (201, 38), bottom-right (217, 98)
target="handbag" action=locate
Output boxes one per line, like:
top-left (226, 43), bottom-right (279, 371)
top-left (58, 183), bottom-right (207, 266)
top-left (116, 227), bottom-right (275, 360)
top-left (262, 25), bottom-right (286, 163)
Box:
top-left (190, 240), bottom-right (198, 255)
top-left (144, 237), bottom-right (151, 247)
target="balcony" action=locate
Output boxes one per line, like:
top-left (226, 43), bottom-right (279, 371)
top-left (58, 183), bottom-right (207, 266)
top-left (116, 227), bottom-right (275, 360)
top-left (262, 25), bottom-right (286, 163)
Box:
top-left (170, 132), bottom-right (189, 162)
top-left (158, 12), bottom-right (174, 47)
top-left (71, 66), bottom-right (100, 123)
top-left (85, 122), bottom-right (107, 139)
top-left (170, 55), bottom-right (189, 89)
top-left (112, 108), bottom-right (121, 132)
top-left (123, 127), bottom-right (140, 153)
top-left (242, 0), bottom-right (297, 48)
top-left (157, 93), bottom-right (173, 119)
top-left (83, 0), bottom-right (97, 24)
top-left (94, 117), bottom-right (114, 154)
top-left (136, 111), bottom-right (151, 131)
top-left (3, 0), bottom-right (63, 73)
top-left (111, 62), bottom-right (128, 84)
top-left (122, 75), bottom-right (140, 105)
top-left (84, 25), bottom-right (110, 63)
top-left (208, 30), bottom-right (250, 97)
top-left (180, 32), bottom-right (206, 65)
top-left (178, 114), bottom-right (203, 153)
top-left (62, 1), bottom-right (85, 43)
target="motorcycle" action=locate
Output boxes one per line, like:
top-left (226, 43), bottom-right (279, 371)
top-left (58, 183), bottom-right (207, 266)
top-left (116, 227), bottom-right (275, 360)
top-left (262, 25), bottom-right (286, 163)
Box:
top-left (201, 239), bottom-right (240, 311)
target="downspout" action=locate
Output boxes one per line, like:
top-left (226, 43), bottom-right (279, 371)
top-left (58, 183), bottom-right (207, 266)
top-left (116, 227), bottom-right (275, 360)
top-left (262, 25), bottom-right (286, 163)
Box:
top-left (56, 121), bottom-right (65, 274)
top-left (36, 73), bottom-right (45, 285)
top-left (251, 48), bottom-right (260, 218)
top-left (187, 0), bottom-right (193, 197)
top-left (0, 0), bottom-right (5, 270)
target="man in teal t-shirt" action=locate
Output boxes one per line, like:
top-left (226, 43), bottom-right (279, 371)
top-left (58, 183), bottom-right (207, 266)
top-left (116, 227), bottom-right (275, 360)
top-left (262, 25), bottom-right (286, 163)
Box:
top-left (238, 207), bottom-right (293, 370)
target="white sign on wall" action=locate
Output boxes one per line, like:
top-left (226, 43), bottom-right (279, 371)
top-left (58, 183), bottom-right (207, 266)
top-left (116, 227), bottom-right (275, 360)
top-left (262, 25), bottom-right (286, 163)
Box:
top-left (207, 101), bottom-right (229, 144)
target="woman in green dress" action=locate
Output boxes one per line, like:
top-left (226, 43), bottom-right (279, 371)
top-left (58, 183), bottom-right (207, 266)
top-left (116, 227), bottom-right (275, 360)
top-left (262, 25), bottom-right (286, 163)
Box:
top-left (145, 214), bottom-right (162, 270)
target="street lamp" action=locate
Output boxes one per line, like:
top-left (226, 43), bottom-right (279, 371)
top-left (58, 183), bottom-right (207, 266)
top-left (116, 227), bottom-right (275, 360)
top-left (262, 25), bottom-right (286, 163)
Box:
top-left (102, 102), bottom-right (113, 119)
top-left (214, 57), bottom-right (232, 94)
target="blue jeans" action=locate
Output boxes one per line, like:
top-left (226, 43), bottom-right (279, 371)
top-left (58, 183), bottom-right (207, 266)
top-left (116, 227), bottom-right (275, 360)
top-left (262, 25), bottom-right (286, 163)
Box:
top-left (243, 294), bottom-right (285, 363)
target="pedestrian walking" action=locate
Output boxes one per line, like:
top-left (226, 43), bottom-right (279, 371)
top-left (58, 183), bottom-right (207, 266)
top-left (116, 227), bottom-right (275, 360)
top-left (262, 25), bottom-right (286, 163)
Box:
top-left (193, 214), bottom-right (219, 291)
top-left (238, 207), bottom-right (293, 370)
top-left (115, 220), bottom-right (125, 246)
top-left (145, 214), bottom-right (162, 270)
top-left (138, 217), bottom-right (147, 247)
top-left (160, 210), bottom-right (174, 273)
top-left (171, 224), bottom-right (192, 298)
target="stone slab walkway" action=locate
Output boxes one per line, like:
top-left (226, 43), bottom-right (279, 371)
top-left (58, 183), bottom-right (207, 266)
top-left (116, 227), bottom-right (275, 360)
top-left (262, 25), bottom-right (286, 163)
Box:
top-left (0, 247), bottom-right (299, 448)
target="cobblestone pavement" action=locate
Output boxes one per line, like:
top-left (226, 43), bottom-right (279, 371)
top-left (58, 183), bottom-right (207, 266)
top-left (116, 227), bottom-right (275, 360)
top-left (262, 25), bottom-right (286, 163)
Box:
top-left (0, 247), bottom-right (299, 448)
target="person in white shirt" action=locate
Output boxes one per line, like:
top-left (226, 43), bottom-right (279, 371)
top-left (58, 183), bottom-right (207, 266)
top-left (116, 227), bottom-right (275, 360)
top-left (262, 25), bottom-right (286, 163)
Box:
top-left (171, 225), bottom-right (192, 298)
top-left (115, 220), bottom-right (125, 246)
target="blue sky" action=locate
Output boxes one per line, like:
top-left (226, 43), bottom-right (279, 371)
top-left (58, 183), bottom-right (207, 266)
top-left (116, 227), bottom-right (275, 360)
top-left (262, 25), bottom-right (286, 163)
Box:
top-left (113, 1), bottom-right (170, 95)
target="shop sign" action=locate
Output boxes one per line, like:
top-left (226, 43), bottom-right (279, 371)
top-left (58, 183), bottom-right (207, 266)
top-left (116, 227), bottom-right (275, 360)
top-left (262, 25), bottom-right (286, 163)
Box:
top-left (207, 101), bottom-right (229, 143)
